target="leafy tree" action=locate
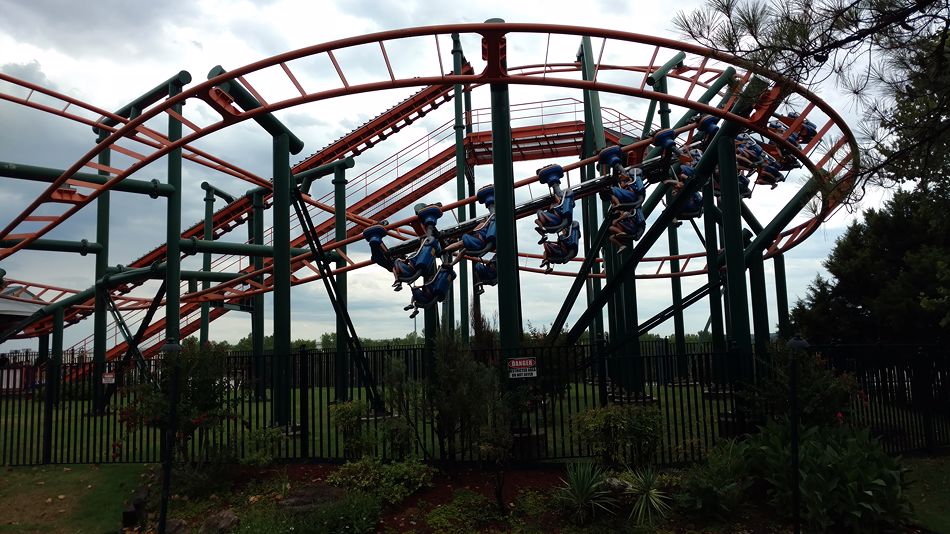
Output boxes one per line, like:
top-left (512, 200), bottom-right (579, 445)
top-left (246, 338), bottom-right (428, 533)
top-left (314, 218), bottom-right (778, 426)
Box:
top-left (674, 0), bottom-right (950, 195)
top-left (791, 189), bottom-right (950, 343)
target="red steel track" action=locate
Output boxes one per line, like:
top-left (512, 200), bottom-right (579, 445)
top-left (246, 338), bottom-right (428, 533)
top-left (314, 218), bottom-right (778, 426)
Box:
top-left (0, 23), bottom-right (858, 358)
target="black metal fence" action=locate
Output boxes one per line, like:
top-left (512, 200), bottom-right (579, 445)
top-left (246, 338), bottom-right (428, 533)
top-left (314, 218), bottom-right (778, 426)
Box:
top-left (1, 343), bottom-right (946, 466)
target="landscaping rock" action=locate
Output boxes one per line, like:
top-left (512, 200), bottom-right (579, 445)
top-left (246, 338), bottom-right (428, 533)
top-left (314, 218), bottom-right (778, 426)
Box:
top-left (202, 508), bottom-right (239, 533)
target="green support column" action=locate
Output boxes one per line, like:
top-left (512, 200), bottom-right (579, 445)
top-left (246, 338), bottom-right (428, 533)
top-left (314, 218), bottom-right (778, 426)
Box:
top-left (620, 247), bottom-right (644, 395)
top-left (486, 19), bottom-right (522, 354)
top-left (93, 137), bottom-right (109, 413)
top-left (37, 334), bottom-right (49, 365)
top-left (774, 254), bottom-right (791, 338)
top-left (164, 78), bottom-right (185, 362)
top-left (748, 243), bottom-right (770, 361)
top-left (656, 78), bottom-right (687, 361)
top-left (578, 36), bottom-right (606, 345)
top-left (251, 191), bottom-right (266, 400)
top-left (43, 308), bottom-right (63, 464)
top-left (703, 182), bottom-right (726, 352)
top-left (200, 187), bottom-right (215, 346)
top-left (716, 135), bottom-right (753, 382)
top-left (333, 167), bottom-right (349, 402)
top-left (273, 133), bottom-right (292, 425)
top-left (424, 306), bottom-right (439, 382)
top-left (452, 33), bottom-right (469, 342)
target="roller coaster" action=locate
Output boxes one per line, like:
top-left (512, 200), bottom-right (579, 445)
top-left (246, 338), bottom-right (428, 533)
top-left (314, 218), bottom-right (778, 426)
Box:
top-left (0, 22), bottom-right (857, 424)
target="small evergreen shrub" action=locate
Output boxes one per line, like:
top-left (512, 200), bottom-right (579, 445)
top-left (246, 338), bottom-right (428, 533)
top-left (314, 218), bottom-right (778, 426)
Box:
top-left (326, 456), bottom-right (434, 505)
top-left (572, 404), bottom-right (661, 466)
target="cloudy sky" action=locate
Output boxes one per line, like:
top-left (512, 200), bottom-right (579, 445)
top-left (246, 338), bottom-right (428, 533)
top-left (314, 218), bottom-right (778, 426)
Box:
top-left (0, 0), bottom-right (889, 351)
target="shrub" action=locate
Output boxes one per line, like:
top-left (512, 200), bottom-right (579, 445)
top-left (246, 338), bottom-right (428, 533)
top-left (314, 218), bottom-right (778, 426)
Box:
top-left (676, 438), bottom-right (751, 518)
top-left (555, 462), bottom-right (616, 525)
top-left (119, 340), bottom-right (238, 464)
top-left (330, 400), bottom-right (374, 458)
top-left (240, 426), bottom-right (287, 467)
top-left (621, 467), bottom-right (671, 526)
top-left (746, 421), bottom-right (912, 532)
top-left (749, 346), bottom-right (857, 427)
top-left (572, 404), bottom-right (661, 466)
top-left (425, 489), bottom-right (500, 534)
top-left (326, 457), bottom-right (434, 505)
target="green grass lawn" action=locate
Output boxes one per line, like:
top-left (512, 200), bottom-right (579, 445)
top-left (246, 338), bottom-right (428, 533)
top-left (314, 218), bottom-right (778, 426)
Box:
top-left (906, 455), bottom-right (950, 533)
top-left (0, 463), bottom-right (146, 534)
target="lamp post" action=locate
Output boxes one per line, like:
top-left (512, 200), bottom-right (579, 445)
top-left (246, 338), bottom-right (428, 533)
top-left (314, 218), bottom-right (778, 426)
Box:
top-left (157, 338), bottom-right (182, 534)
top-left (785, 333), bottom-right (809, 534)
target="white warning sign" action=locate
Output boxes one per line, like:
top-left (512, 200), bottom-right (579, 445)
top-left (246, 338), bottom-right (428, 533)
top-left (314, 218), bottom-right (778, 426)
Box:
top-left (507, 357), bottom-right (538, 379)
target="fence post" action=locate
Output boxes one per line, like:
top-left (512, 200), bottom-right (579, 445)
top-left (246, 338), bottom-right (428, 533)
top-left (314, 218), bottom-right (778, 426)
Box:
top-left (597, 336), bottom-right (609, 407)
top-left (298, 346), bottom-right (310, 460)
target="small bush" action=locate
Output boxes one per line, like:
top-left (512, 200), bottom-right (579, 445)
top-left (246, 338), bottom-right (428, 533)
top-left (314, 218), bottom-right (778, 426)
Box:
top-left (425, 489), bottom-right (500, 534)
top-left (677, 438), bottom-right (750, 518)
top-left (572, 404), bottom-right (661, 466)
top-left (749, 347), bottom-right (857, 427)
top-left (555, 463), bottom-right (616, 525)
top-left (326, 457), bottom-right (434, 505)
top-left (240, 426), bottom-right (287, 467)
top-left (330, 400), bottom-right (374, 457)
top-left (622, 467), bottom-right (671, 526)
top-left (746, 421), bottom-right (912, 532)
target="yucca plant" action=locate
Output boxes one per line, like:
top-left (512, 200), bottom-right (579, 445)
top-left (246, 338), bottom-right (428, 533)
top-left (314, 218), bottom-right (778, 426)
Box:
top-left (556, 462), bottom-right (616, 525)
top-left (623, 467), bottom-right (671, 526)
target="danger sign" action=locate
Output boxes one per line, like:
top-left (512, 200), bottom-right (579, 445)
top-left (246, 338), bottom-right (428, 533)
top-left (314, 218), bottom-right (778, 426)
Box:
top-left (507, 358), bottom-right (537, 379)
top-left (101, 372), bottom-right (115, 385)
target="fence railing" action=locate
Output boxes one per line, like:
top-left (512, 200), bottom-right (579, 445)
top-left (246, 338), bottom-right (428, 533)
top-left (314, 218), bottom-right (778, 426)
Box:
top-left (1, 343), bottom-right (947, 466)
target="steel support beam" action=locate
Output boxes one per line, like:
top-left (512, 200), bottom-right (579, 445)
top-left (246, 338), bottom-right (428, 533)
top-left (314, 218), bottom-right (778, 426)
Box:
top-left (774, 253), bottom-right (791, 338)
top-left (333, 167), bottom-right (349, 402)
top-left (0, 161), bottom-right (174, 197)
top-left (272, 133), bottom-right (292, 425)
top-left (703, 181), bottom-right (726, 352)
top-left (717, 133), bottom-right (753, 381)
top-left (178, 238), bottom-right (316, 259)
top-left (452, 33), bottom-right (469, 342)
top-left (93, 137), bottom-right (109, 413)
top-left (748, 240), bottom-right (771, 359)
top-left (656, 78), bottom-right (687, 361)
top-left (0, 238), bottom-right (102, 255)
top-left (487, 20), bottom-right (522, 353)
top-left (251, 191), bottom-right (266, 400)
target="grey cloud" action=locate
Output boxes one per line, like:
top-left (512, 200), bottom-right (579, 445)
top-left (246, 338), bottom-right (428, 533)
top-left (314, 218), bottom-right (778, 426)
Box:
top-left (0, 0), bottom-right (195, 59)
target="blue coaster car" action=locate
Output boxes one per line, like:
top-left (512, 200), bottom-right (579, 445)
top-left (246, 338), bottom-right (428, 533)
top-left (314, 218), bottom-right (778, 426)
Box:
top-left (756, 155), bottom-right (785, 188)
top-left (678, 191), bottom-right (704, 219)
top-left (535, 188), bottom-right (575, 234)
top-left (416, 204), bottom-right (443, 228)
top-left (653, 128), bottom-right (678, 151)
top-left (598, 145), bottom-right (624, 175)
top-left (713, 172), bottom-right (753, 199)
top-left (461, 185), bottom-right (497, 256)
top-left (538, 163), bottom-right (564, 186)
top-left (787, 111), bottom-right (818, 144)
top-left (405, 265), bottom-right (457, 318)
top-left (610, 167), bottom-right (646, 211)
top-left (698, 115), bottom-right (719, 138)
top-left (462, 217), bottom-right (496, 256)
top-left (735, 134), bottom-right (766, 170)
top-left (540, 221), bottom-right (581, 272)
top-left (609, 209), bottom-right (646, 244)
top-left (362, 225), bottom-right (394, 271)
top-left (391, 205), bottom-right (443, 290)
top-left (392, 237), bottom-right (441, 288)
top-left (473, 257), bottom-right (498, 295)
